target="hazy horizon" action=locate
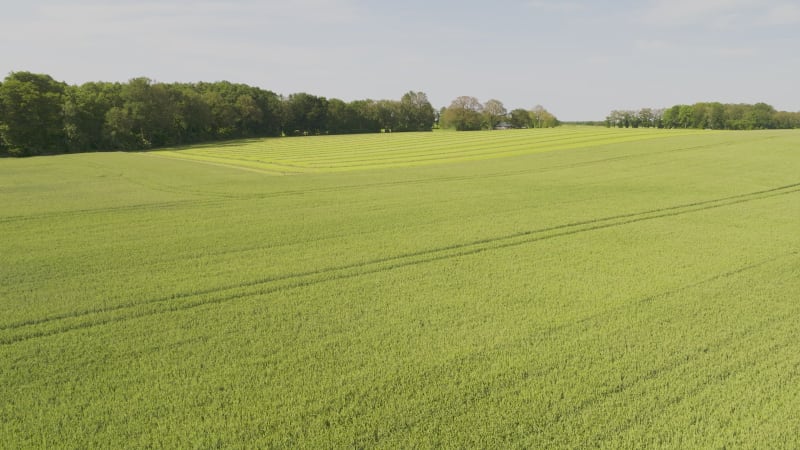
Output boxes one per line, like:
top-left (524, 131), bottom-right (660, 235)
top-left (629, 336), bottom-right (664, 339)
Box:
top-left (2, 0), bottom-right (799, 121)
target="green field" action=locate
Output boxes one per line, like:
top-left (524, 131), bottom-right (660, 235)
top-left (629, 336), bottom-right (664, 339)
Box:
top-left (150, 127), bottom-right (704, 173)
top-left (2, 127), bottom-right (799, 447)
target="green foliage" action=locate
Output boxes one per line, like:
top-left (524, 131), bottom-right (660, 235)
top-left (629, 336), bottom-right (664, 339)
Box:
top-left (482, 99), bottom-right (507, 129)
top-left (442, 96), bottom-right (484, 131)
top-left (0, 80), bottom-right (6, 156)
top-left (282, 92), bottom-right (328, 135)
top-left (63, 82), bottom-right (122, 151)
top-left (442, 100), bottom-right (558, 131)
top-left (609, 102), bottom-right (800, 130)
top-left (509, 108), bottom-right (532, 128)
top-left (0, 72), bottom-right (433, 155)
top-left (529, 104), bottom-right (559, 128)
top-left (396, 91), bottom-right (435, 132)
top-left (2, 128), bottom-right (800, 447)
top-left (325, 99), bottom-right (382, 135)
top-left (0, 72), bottom-right (67, 155)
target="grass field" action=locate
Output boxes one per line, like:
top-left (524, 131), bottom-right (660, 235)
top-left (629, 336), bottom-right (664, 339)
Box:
top-left (1, 127), bottom-right (799, 447)
top-left (151, 127), bottom-right (705, 173)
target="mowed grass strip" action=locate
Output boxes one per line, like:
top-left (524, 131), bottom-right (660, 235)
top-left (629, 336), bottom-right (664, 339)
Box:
top-left (150, 126), bottom-right (705, 173)
top-left (1, 129), bottom-right (799, 447)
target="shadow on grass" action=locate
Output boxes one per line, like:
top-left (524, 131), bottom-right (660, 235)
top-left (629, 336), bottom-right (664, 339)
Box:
top-left (125, 137), bottom-right (271, 154)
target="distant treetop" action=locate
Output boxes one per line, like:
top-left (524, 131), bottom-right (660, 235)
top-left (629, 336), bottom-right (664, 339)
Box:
top-left (605, 103), bottom-right (800, 130)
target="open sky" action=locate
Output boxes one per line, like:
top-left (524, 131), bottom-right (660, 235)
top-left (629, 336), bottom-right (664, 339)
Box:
top-left (1, 0), bottom-right (798, 120)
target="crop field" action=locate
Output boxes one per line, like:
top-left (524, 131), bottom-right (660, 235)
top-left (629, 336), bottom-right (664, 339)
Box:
top-left (151, 127), bottom-right (704, 173)
top-left (1, 127), bottom-right (800, 447)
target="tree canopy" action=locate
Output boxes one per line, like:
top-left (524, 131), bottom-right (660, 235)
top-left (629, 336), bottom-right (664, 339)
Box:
top-left (0, 72), bottom-right (436, 156)
top-left (0, 72), bottom-right (67, 155)
top-left (483, 99), bottom-right (507, 130)
top-left (441, 98), bottom-right (559, 131)
top-left (606, 103), bottom-right (800, 130)
top-left (441, 96), bottom-right (484, 131)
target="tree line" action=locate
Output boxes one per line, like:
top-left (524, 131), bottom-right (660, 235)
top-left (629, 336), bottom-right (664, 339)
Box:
top-left (606, 102), bottom-right (800, 130)
top-left (439, 97), bottom-right (559, 131)
top-left (0, 72), bottom-right (436, 156)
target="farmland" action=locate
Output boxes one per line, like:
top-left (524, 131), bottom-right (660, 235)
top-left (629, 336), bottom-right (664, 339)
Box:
top-left (1, 127), bottom-right (799, 447)
top-left (150, 127), bottom-right (703, 173)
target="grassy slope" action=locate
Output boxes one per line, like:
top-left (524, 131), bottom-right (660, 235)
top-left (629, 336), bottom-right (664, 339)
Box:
top-left (1, 128), bottom-right (799, 447)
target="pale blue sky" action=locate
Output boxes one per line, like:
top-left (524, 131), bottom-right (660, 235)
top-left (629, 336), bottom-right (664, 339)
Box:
top-left (1, 0), bottom-right (798, 120)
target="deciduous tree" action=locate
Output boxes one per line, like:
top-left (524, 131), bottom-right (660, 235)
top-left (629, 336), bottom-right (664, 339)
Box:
top-left (483, 99), bottom-right (507, 129)
top-left (509, 108), bottom-right (531, 128)
top-left (442, 96), bottom-right (483, 131)
top-left (397, 91), bottom-right (435, 131)
top-left (0, 72), bottom-right (67, 155)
